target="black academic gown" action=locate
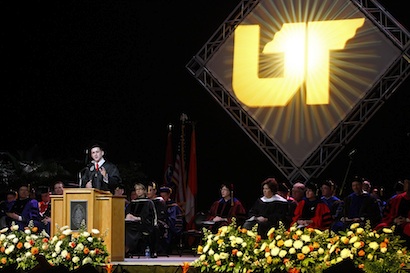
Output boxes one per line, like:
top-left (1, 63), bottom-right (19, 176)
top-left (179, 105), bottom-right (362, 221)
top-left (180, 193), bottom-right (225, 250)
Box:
top-left (80, 160), bottom-right (121, 193)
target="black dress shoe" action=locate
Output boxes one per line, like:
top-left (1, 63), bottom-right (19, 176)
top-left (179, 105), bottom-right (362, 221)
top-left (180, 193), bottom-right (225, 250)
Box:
top-left (151, 252), bottom-right (158, 258)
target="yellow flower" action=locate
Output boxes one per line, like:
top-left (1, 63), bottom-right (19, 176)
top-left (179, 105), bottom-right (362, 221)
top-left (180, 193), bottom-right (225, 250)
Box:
top-left (369, 242), bottom-right (379, 250)
top-left (382, 228), bottom-right (393, 234)
top-left (293, 240), bottom-right (303, 249)
top-left (350, 223), bottom-right (360, 230)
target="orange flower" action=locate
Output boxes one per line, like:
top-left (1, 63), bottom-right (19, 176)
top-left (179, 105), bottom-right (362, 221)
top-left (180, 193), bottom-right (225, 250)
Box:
top-left (335, 248), bottom-right (340, 254)
top-left (31, 247), bottom-right (39, 255)
top-left (31, 227), bottom-right (38, 233)
top-left (308, 244), bottom-right (314, 252)
top-left (256, 235), bottom-right (262, 242)
top-left (42, 238), bottom-right (49, 243)
top-left (380, 242), bottom-right (387, 248)
top-left (232, 249), bottom-right (238, 255)
top-left (1, 257), bottom-right (6, 264)
top-left (83, 247), bottom-right (90, 255)
top-left (216, 260), bottom-right (222, 266)
top-left (358, 250), bottom-right (365, 257)
top-left (277, 239), bottom-right (284, 247)
top-left (16, 242), bottom-right (23, 249)
top-left (313, 242), bottom-right (320, 249)
top-left (297, 253), bottom-right (305, 260)
top-left (283, 258), bottom-right (290, 264)
top-left (182, 262), bottom-right (190, 273)
top-left (288, 268), bottom-right (300, 273)
top-left (358, 264), bottom-right (364, 269)
top-left (241, 228), bottom-right (247, 234)
top-left (384, 238), bottom-right (389, 243)
top-left (307, 228), bottom-right (314, 233)
top-left (105, 264), bottom-right (113, 273)
top-left (0, 246), bottom-right (5, 253)
top-left (265, 246), bottom-right (270, 252)
top-left (66, 253), bottom-right (71, 260)
top-left (58, 235), bottom-right (66, 240)
top-left (292, 234), bottom-right (299, 240)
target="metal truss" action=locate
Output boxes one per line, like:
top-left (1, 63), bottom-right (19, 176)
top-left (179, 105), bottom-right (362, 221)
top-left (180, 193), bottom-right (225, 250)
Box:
top-left (186, 0), bottom-right (410, 182)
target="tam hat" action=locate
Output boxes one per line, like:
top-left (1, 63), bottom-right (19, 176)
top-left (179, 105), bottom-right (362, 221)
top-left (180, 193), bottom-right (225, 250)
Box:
top-left (159, 186), bottom-right (172, 194)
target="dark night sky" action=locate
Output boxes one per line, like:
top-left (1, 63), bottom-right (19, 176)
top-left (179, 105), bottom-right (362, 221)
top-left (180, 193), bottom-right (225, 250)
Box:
top-left (1, 0), bottom-right (410, 211)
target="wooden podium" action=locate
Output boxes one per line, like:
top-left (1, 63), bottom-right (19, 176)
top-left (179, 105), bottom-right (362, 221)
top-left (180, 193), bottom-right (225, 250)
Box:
top-left (50, 188), bottom-right (125, 261)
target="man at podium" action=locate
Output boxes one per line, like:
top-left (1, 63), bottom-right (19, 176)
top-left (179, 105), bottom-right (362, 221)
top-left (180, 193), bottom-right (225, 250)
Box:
top-left (80, 144), bottom-right (122, 193)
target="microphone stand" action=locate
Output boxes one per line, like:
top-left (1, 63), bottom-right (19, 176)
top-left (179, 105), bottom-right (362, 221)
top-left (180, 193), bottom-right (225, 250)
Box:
top-left (338, 150), bottom-right (356, 197)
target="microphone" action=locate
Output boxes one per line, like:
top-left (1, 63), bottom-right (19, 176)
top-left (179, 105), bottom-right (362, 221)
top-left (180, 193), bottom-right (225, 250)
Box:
top-left (348, 149), bottom-right (357, 157)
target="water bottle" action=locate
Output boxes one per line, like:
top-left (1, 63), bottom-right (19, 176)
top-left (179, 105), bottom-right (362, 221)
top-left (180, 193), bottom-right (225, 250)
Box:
top-left (145, 246), bottom-right (150, 258)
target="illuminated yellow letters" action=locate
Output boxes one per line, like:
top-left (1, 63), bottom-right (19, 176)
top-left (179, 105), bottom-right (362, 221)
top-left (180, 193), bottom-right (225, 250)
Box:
top-left (232, 19), bottom-right (365, 107)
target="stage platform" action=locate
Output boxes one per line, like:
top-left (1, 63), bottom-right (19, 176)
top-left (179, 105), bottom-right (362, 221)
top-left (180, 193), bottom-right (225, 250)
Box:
top-left (99, 254), bottom-right (199, 273)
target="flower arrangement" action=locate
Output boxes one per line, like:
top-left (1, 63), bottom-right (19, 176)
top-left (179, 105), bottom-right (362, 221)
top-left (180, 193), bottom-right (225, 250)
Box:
top-left (44, 223), bottom-right (110, 270)
top-left (191, 219), bottom-right (410, 273)
top-left (0, 221), bottom-right (110, 271)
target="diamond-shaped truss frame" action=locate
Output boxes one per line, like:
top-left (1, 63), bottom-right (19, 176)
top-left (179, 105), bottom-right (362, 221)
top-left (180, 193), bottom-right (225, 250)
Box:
top-left (186, 0), bottom-right (410, 182)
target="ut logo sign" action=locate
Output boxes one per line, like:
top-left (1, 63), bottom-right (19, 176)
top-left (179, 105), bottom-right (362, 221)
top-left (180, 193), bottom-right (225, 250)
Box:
top-left (232, 19), bottom-right (364, 107)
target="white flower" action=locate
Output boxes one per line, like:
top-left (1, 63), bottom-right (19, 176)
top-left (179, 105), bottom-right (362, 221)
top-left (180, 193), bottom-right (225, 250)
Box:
top-left (300, 234), bottom-right (311, 242)
top-left (60, 225), bottom-right (70, 231)
top-left (267, 228), bottom-right (275, 237)
top-left (7, 234), bottom-right (16, 240)
top-left (82, 257), bottom-right (93, 265)
top-left (61, 250), bottom-right (68, 258)
top-left (346, 231), bottom-right (353, 237)
top-left (318, 248), bottom-right (324, 255)
top-left (87, 237), bottom-right (93, 242)
top-left (253, 248), bottom-right (260, 254)
top-left (260, 242), bottom-right (267, 251)
top-left (284, 239), bottom-right (293, 248)
top-left (5, 245), bottom-right (14, 255)
top-left (289, 248), bottom-right (296, 254)
top-left (382, 228), bottom-right (393, 234)
top-left (75, 243), bottom-right (84, 251)
top-left (213, 253), bottom-right (220, 261)
top-left (265, 251), bottom-right (270, 258)
top-left (62, 229), bottom-right (72, 236)
top-left (369, 242), bottom-right (379, 250)
top-left (73, 256), bottom-right (80, 263)
top-left (56, 240), bottom-right (63, 248)
top-left (82, 231), bottom-right (90, 237)
top-left (12, 238), bottom-right (18, 244)
top-left (0, 228), bottom-right (8, 233)
top-left (356, 228), bottom-right (364, 234)
top-left (293, 240), bottom-right (303, 249)
top-left (237, 251), bottom-right (243, 257)
top-left (296, 230), bottom-right (303, 236)
top-left (203, 244), bottom-right (209, 253)
top-left (380, 247), bottom-right (387, 253)
top-left (247, 230), bottom-right (255, 237)
top-left (279, 250), bottom-right (287, 258)
top-left (11, 224), bottom-right (19, 231)
top-left (219, 252), bottom-right (229, 259)
top-left (208, 249), bottom-right (214, 256)
top-left (24, 229), bottom-right (31, 235)
top-left (235, 237), bottom-right (243, 244)
top-left (91, 228), bottom-right (100, 234)
top-left (349, 236), bottom-right (358, 244)
top-left (340, 248), bottom-right (351, 259)
top-left (24, 242), bottom-right (31, 249)
top-left (353, 242), bottom-right (362, 248)
top-left (90, 250), bottom-right (96, 256)
top-left (199, 254), bottom-right (206, 261)
top-left (55, 246), bottom-right (61, 253)
top-left (271, 247), bottom-right (280, 256)
top-left (290, 226), bottom-right (296, 232)
top-left (314, 229), bottom-right (323, 235)
top-left (241, 242), bottom-right (247, 248)
top-left (0, 234), bottom-right (6, 241)
top-left (367, 253), bottom-right (373, 260)
top-left (52, 252), bottom-right (57, 258)
top-left (301, 245), bottom-right (310, 254)
top-left (25, 252), bottom-right (32, 258)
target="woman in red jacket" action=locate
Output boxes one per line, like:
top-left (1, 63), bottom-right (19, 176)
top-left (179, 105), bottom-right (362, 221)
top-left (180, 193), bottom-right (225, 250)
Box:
top-left (291, 182), bottom-right (332, 230)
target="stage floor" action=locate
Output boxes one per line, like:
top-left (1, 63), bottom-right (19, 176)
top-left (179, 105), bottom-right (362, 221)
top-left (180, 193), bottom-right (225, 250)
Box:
top-left (116, 254), bottom-right (198, 266)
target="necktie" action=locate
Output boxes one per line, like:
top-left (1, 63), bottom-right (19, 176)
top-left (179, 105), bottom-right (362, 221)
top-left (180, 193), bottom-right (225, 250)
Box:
top-left (95, 163), bottom-right (99, 172)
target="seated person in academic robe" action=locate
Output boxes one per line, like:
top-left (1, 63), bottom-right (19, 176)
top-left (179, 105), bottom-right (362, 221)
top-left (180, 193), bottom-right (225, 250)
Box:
top-left (6, 183), bottom-right (41, 231)
top-left (243, 178), bottom-right (290, 238)
top-left (159, 186), bottom-right (184, 254)
top-left (147, 181), bottom-right (169, 257)
top-left (124, 183), bottom-right (157, 258)
top-left (206, 183), bottom-right (247, 231)
top-left (291, 182), bottom-right (333, 230)
top-left (333, 177), bottom-right (382, 232)
top-left (375, 177), bottom-right (410, 248)
top-left (0, 190), bottom-right (17, 229)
